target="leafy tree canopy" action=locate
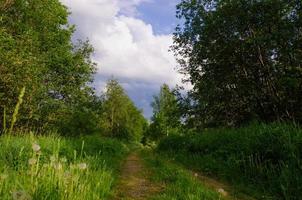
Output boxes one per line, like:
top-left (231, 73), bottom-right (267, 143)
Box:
top-left (100, 79), bottom-right (147, 141)
top-left (146, 84), bottom-right (181, 141)
top-left (0, 0), bottom-right (96, 132)
top-left (173, 0), bottom-right (302, 127)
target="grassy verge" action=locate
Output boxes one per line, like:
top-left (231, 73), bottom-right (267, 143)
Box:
top-left (0, 133), bottom-right (129, 200)
top-left (141, 150), bottom-right (227, 200)
top-left (157, 123), bottom-right (302, 200)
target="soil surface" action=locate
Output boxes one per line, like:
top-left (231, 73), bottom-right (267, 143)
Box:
top-left (114, 153), bottom-right (161, 200)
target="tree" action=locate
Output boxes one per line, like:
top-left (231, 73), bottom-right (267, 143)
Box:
top-left (0, 0), bottom-right (96, 133)
top-left (173, 0), bottom-right (302, 127)
top-left (100, 79), bottom-right (147, 141)
top-left (147, 84), bottom-right (181, 141)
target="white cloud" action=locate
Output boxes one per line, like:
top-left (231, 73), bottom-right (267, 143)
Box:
top-left (61, 0), bottom-right (188, 116)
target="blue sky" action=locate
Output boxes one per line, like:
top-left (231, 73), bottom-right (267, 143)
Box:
top-left (61, 0), bottom-right (186, 119)
top-left (137, 0), bottom-right (179, 35)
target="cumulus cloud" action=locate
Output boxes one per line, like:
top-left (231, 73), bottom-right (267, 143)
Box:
top-left (61, 0), bottom-right (186, 117)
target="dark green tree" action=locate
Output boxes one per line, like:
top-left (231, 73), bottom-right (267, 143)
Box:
top-left (173, 0), bottom-right (302, 127)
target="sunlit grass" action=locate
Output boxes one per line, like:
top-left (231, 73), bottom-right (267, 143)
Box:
top-left (0, 133), bottom-right (129, 200)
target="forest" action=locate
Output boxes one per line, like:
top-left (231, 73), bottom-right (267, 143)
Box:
top-left (0, 0), bottom-right (301, 200)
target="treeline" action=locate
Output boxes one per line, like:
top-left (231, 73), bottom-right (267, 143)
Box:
top-left (0, 0), bottom-right (146, 140)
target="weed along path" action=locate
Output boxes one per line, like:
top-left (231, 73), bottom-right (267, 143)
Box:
top-left (114, 153), bottom-right (162, 200)
top-left (190, 171), bottom-right (256, 200)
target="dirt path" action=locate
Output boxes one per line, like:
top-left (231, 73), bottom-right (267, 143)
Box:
top-left (114, 153), bottom-right (161, 200)
top-left (114, 152), bottom-right (256, 200)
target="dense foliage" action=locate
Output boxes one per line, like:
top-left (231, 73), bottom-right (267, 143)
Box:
top-left (0, 1), bottom-right (146, 138)
top-left (100, 79), bottom-right (147, 141)
top-left (0, 0), bottom-right (97, 133)
top-left (173, 0), bottom-right (302, 127)
top-left (158, 123), bottom-right (302, 200)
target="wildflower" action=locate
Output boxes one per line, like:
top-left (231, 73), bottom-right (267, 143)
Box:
top-left (69, 164), bottom-right (76, 170)
top-left (32, 143), bottom-right (41, 152)
top-left (0, 174), bottom-right (8, 180)
top-left (217, 188), bottom-right (228, 196)
top-left (64, 171), bottom-right (72, 181)
top-left (42, 164), bottom-right (49, 168)
top-left (53, 162), bottom-right (62, 170)
top-left (64, 171), bottom-right (71, 177)
top-left (61, 157), bottom-right (67, 163)
top-left (50, 156), bottom-right (56, 162)
top-left (77, 163), bottom-right (87, 170)
top-left (28, 158), bottom-right (37, 165)
top-left (12, 190), bottom-right (32, 200)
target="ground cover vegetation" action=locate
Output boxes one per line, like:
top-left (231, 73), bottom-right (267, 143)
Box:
top-left (157, 123), bottom-right (302, 200)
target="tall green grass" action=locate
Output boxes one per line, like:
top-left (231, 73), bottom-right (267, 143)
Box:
top-left (0, 133), bottom-right (129, 200)
top-left (157, 123), bottom-right (302, 200)
top-left (8, 87), bottom-right (25, 134)
top-left (3, 107), bottom-right (7, 132)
